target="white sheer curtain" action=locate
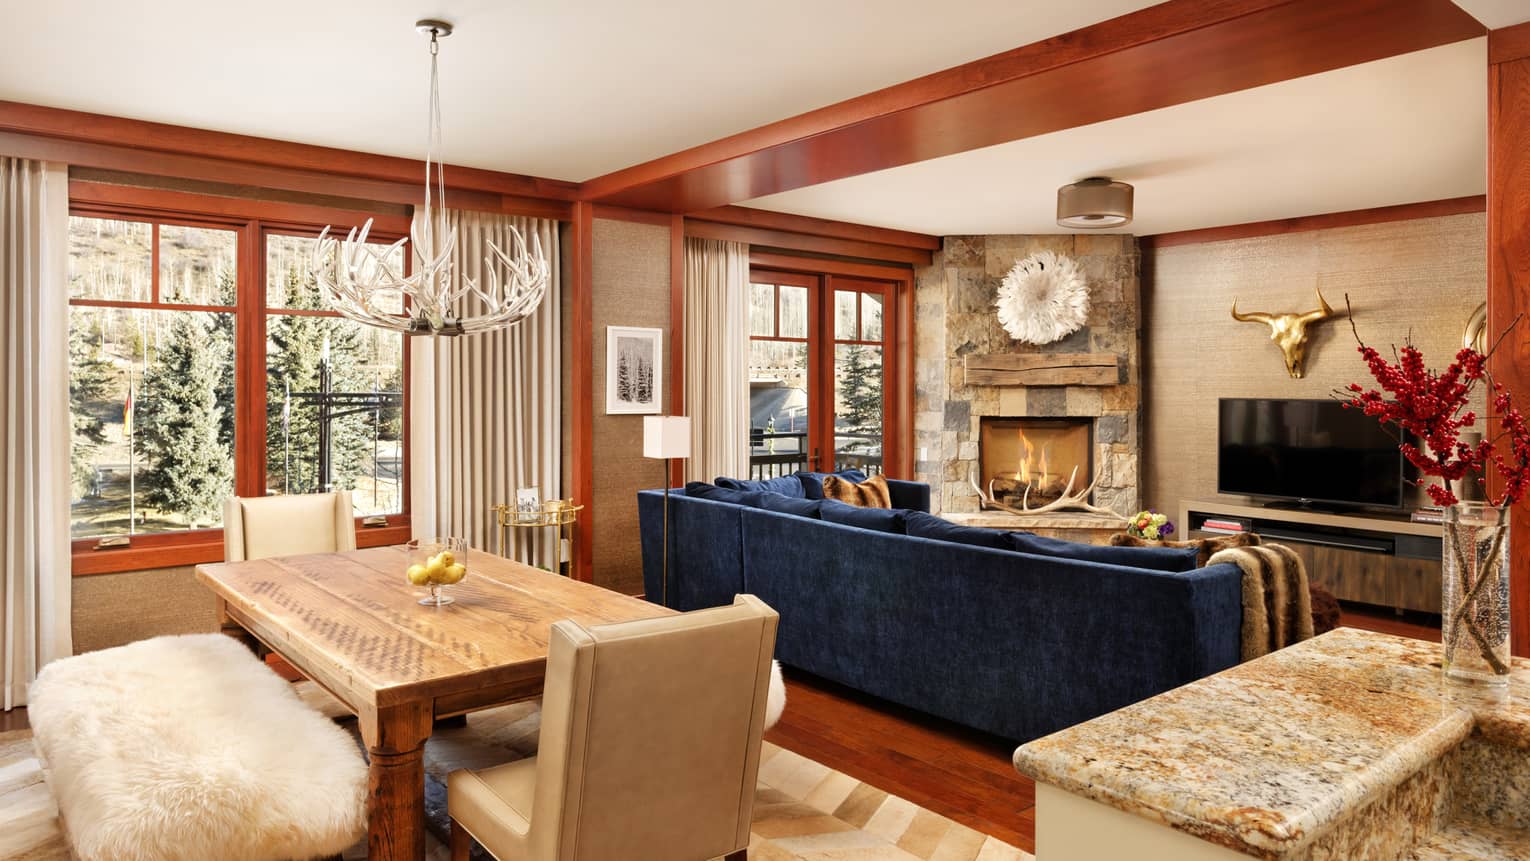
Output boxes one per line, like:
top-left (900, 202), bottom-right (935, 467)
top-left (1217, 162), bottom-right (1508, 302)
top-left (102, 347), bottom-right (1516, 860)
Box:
top-left (683, 237), bottom-right (750, 482)
top-left (410, 209), bottom-right (562, 567)
top-left (0, 158), bottom-right (71, 710)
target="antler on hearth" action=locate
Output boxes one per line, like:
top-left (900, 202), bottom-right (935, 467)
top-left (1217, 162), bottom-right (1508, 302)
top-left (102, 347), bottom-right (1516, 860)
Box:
top-left (969, 462), bottom-right (1125, 519)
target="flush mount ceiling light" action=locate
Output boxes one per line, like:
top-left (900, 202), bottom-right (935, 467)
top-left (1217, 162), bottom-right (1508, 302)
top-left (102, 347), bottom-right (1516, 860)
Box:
top-left (311, 19), bottom-right (550, 336)
top-left (1056, 177), bottom-right (1134, 230)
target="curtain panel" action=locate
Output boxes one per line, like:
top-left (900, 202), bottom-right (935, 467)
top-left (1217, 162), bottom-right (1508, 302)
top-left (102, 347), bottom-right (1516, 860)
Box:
top-left (683, 237), bottom-right (750, 482)
top-left (409, 210), bottom-right (562, 568)
top-left (0, 158), bottom-right (71, 710)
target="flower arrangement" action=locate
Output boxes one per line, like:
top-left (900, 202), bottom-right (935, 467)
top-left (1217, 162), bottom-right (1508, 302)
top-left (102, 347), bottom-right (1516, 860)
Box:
top-left (1126, 510), bottom-right (1175, 541)
top-left (1341, 303), bottom-right (1530, 679)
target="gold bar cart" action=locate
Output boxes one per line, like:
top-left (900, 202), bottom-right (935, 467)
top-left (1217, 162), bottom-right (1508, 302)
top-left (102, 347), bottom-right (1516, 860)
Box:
top-left (491, 499), bottom-right (584, 579)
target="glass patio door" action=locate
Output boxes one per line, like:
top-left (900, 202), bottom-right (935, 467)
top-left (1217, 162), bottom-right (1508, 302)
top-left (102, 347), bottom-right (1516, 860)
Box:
top-left (747, 270), bottom-right (897, 479)
top-left (748, 271), bottom-right (817, 477)
top-left (828, 280), bottom-right (891, 475)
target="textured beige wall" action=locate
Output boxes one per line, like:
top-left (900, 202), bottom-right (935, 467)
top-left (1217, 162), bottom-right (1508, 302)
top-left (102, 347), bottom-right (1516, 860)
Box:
top-left (591, 218), bottom-right (671, 595)
top-left (1143, 212), bottom-right (1487, 515)
top-left (72, 566), bottom-right (219, 654)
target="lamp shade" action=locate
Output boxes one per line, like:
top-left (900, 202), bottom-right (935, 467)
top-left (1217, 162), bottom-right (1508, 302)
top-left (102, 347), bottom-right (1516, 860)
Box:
top-left (643, 415), bottom-right (692, 459)
top-left (1056, 177), bottom-right (1133, 229)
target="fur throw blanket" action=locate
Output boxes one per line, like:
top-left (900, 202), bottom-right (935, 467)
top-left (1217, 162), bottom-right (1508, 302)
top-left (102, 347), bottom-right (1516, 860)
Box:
top-left (27, 634), bottom-right (367, 861)
top-left (1207, 544), bottom-right (1315, 661)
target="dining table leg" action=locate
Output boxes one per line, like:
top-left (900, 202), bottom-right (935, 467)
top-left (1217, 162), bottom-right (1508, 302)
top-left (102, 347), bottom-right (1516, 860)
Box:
top-left (360, 701), bottom-right (434, 861)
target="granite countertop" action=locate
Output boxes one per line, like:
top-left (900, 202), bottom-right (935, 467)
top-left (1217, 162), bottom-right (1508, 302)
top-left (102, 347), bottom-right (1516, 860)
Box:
top-left (1012, 628), bottom-right (1530, 858)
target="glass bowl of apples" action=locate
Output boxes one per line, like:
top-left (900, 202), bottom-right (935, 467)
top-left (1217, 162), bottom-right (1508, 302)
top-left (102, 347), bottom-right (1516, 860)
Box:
top-left (406, 537), bottom-right (468, 606)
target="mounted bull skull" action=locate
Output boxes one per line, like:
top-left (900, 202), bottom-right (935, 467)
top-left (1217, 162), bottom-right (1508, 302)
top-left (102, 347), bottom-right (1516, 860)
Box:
top-left (1230, 288), bottom-right (1337, 379)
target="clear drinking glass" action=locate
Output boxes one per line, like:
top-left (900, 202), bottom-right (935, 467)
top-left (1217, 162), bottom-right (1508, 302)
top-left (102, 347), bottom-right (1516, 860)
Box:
top-left (407, 537), bottom-right (468, 606)
top-left (1441, 502), bottom-right (1511, 685)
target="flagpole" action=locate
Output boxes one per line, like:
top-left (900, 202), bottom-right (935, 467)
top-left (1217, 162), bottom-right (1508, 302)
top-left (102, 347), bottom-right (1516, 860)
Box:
top-left (126, 373), bottom-right (135, 535)
top-left (283, 380), bottom-right (291, 494)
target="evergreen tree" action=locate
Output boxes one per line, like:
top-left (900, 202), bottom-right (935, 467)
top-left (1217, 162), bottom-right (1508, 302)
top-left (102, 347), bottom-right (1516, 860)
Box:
top-left (633, 355), bottom-right (652, 403)
top-left (616, 355), bottom-right (633, 402)
top-left (68, 321), bottom-right (115, 498)
top-left (136, 313), bottom-right (233, 527)
top-left (838, 344), bottom-right (883, 433)
top-left (211, 269), bottom-right (237, 449)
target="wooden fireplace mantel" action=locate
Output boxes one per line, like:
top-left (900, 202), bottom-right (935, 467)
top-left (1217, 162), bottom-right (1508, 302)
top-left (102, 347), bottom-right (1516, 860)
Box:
top-left (964, 352), bottom-right (1121, 387)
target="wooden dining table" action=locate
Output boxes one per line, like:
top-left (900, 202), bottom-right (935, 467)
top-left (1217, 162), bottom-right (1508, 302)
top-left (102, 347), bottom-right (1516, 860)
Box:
top-left (195, 545), bottom-right (670, 861)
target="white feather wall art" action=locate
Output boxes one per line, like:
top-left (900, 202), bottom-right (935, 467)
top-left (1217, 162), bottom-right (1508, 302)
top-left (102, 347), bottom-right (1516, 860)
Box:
top-left (994, 251), bottom-right (1090, 345)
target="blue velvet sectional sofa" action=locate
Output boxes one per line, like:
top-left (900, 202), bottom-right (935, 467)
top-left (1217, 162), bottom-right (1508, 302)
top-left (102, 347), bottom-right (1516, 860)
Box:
top-left (637, 473), bottom-right (1243, 742)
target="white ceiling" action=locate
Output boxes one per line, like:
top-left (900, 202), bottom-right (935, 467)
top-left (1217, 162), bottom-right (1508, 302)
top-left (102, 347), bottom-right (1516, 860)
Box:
top-left (1452, 0), bottom-right (1530, 28)
top-left (0, 0), bottom-right (1159, 182)
top-left (745, 39), bottom-right (1488, 236)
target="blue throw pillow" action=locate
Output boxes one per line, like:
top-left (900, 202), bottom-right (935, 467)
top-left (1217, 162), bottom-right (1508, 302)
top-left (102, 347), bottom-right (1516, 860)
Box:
top-left (903, 510), bottom-right (1011, 549)
top-left (819, 499), bottom-right (907, 534)
top-left (1007, 532), bottom-right (1199, 572)
top-left (755, 492), bottom-right (823, 519)
top-left (796, 469), bottom-right (870, 500)
top-left (714, 474), bottom-right (807, 498)
top-left (683, 482), bottom-right (766, 508)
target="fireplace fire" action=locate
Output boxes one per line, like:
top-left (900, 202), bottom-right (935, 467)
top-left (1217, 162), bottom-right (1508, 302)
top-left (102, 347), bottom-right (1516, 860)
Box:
top-left (979, 418), bottom-right (1093, 507)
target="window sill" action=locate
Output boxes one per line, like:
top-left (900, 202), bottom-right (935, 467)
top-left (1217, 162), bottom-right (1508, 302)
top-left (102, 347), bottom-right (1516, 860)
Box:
top-left (71, 519), bottom-right (413, 576)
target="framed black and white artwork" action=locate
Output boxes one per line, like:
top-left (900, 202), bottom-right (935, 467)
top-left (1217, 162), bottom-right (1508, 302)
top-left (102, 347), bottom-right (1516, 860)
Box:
top-left (605, 326), bottom-right (662, 415)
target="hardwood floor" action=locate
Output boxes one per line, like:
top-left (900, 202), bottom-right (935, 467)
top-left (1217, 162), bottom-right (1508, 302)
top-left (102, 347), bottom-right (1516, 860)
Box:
top-left (765, 666), bottom-right (1035, 852)
top-left (763, 600), bottom-right (1442, 856)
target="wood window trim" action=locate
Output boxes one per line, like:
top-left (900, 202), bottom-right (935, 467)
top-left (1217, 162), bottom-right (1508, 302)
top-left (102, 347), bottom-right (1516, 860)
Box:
top-left (68, 186), bottom-right (412, 576)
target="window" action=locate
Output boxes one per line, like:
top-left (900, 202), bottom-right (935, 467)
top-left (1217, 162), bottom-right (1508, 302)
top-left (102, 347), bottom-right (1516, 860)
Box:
top-left (748, 277), bottom-right (813, 476)
top-left (68, 217), bottom-right (238, 536)
top-left (66, 195), bottom-right (410, 564)
top-left (746, 267), bottom-right (904, 479)
top-left (264, 234), bottom-right (404, 516)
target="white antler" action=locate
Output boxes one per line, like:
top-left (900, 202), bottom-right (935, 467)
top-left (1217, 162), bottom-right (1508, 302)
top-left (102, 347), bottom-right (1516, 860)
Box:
top-left (969, 462), bottom-right (1124, 520)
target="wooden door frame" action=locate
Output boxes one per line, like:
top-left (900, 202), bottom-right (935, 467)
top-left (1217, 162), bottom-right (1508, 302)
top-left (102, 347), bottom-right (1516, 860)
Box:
top-left (747, 254), bottom-right (914, 479)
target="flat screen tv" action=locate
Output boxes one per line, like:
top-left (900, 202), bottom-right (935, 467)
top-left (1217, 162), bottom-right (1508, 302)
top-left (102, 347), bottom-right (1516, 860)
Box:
top-left (1218, 398), bottom-right (1404, 510)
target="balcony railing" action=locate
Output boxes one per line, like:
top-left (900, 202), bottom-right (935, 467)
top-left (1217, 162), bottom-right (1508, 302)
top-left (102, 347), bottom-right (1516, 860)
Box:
top-left (747, 429), bottom-right (883, 479)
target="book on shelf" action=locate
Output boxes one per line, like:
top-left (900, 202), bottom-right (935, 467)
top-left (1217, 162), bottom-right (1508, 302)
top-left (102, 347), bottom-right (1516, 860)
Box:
top-left (1201, 518), bottom-right (1247, 533)
top-left (1410, 509), bottom-right (1445, 524)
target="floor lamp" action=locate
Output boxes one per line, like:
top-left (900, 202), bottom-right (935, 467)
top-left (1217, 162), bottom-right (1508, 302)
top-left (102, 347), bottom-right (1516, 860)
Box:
top-left (643, 415), bottom-right (691, 608)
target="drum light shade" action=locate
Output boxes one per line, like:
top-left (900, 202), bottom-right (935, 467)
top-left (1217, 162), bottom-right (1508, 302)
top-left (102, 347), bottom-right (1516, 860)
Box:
top-left (1057, 177), bottom-right (1133, 229)
top-left (643, 415), bottom-right (692, 460)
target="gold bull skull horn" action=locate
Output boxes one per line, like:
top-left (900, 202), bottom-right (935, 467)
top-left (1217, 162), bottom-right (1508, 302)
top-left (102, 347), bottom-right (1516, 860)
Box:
top-left (1231, 288), bottom-right (1336, 379)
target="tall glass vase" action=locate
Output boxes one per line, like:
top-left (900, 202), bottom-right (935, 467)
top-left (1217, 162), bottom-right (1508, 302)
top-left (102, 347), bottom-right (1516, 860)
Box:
top-left (1442, 502), bottom-right (1511, 685)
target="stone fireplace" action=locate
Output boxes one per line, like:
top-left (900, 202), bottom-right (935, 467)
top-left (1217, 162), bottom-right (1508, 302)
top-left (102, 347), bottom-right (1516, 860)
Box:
top-left (914, 234), bottom-right (1142, 517)
top-left (979, 417), bottom-right (1093, 508)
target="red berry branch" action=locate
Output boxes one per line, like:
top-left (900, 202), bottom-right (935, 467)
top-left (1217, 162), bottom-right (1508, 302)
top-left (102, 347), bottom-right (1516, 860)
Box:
top-left (1338, 298), bottom-right (1526, 677)
top-left (1339, 301), bottom-right (1528, 508)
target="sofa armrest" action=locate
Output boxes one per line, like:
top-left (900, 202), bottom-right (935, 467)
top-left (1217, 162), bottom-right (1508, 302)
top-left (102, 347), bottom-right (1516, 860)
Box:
top-left (884, 478), bottom-right (930, 513)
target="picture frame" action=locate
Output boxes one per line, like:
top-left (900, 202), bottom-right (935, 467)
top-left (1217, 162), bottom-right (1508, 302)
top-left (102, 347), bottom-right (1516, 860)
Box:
top-left (515, 487), bottom-right (541, 514)
top-left (605, 326), bottom-right (663, 415)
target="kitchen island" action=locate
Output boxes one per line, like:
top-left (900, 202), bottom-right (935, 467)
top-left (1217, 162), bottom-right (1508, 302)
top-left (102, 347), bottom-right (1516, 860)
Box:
top-left (1013, 628), bottom-right (1530, 860)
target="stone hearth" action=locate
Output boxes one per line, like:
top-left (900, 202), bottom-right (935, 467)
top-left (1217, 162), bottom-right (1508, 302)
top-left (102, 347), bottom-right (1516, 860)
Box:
top-left (914, 234), bottom-right (1142, 515)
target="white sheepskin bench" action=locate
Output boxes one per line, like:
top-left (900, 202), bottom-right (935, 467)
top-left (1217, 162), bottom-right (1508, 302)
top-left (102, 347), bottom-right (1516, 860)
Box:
top-left (27, 633), bottom-right (367, 861)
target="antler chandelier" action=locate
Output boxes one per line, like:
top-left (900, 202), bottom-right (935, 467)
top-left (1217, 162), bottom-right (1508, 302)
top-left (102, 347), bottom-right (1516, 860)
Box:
top-left (311, 19), bottom-right (550, 336)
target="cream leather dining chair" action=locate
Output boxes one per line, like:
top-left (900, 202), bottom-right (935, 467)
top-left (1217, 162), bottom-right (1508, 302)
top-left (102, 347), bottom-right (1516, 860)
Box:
top-left (222, 490), bottom-right (357, 562)
top-left (448, 595), bottom-right (780, 861)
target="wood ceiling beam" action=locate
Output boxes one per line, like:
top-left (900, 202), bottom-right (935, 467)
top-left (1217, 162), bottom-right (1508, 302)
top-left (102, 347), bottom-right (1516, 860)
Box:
top-left (0, 99), bottom-right (580, 202)
top-left (579, 0), bottom-right (1485, 212)
top-left (1140, 195), bottom-right (1487, 248)
top-left (686, 205), bottom-right (939, 250)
